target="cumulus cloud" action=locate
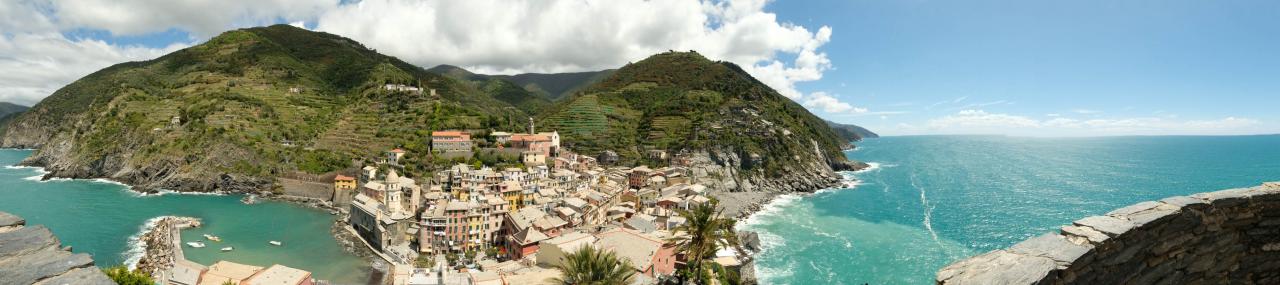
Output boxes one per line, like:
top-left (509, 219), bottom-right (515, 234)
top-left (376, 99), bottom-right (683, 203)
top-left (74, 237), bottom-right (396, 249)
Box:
top-left (803, 92), bottom-right (867, 114)
top-left (47, 0), bottom-right (339, 37)
top-left (909, 109), bottom-right (1264, 136)
top-left (3, 0), bottom-right (858, 115)
top-left (0, 1), bottom-right (186, 105)
top-left (312, 0), bottom-right (846, 107)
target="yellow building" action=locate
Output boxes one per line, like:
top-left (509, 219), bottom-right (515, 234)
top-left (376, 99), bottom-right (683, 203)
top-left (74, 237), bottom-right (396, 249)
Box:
top-left (501, 181), bottom-right (523, 211)
top-left (334, 175), bottom-right (357, 191)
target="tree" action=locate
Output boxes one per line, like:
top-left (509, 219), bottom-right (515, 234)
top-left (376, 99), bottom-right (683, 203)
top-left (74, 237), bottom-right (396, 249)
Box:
top-left (102, 265), bottom-right (154, 285)
top-left (547, 246), bottom-right (636, 285)
top-left (415, 255), bottom-right (437, 268)
top-left (668, 198), bottom-right (739, 284)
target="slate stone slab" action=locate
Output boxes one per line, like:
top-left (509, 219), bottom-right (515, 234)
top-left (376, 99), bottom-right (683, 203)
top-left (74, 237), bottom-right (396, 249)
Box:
top-left (0, 212), bottom-right (112, 284)
top-left (937, 250), bottom-right (1058, 285)
top-left (1009, 233), bottom-right (1093, 264)
top-left (1061, 225), bottom-right (1110, 245)
top-left (0, 225), bottom-right (59, 260)
top-left (1074, 216), bottom-right (1135, 237)
top-left (0, 212), bottom-right (24, 228)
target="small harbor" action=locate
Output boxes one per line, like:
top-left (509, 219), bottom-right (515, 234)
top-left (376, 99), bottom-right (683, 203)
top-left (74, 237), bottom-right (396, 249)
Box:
top-left (0, 149), bottom-right (372, 284)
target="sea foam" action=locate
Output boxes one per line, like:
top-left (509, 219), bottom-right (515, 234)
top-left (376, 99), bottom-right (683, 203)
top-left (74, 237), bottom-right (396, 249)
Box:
top-left (122, 216), bottom-right (170, 270)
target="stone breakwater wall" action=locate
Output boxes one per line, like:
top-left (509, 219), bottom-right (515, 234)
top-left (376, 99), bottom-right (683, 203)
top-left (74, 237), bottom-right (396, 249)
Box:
top-left (135, 216), bottom-right (201, 278)
top-left (937, 182), bottom-right (1280, 285)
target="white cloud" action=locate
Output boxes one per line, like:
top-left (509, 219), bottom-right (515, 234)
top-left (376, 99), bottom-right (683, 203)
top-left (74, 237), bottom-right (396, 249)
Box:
top-left (0, 1), bottom-right (187, 105)
top-left (311, 0), bottom-right (833, 102)
top-left (927, 110), bottom-right (1040, 129)
top-left (1072, 109), bottom-right (1102, 114)
top-left (905, 110), bottom-right (1266, 136)
top-left (47, 0), bottom-right (339, 37)
top-left (3, 0), bottom-right (848, 113)
top-left (802, 92), bottom-right (866, 114)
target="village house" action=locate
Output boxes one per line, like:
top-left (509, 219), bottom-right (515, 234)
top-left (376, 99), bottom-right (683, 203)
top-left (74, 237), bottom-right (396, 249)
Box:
top-left (332, 174), bottom-right (357, 206)
top-left (490, 131), bottom-right (513, 144)
top-left (431, 131), bottom-right (472, 153)
top-left (534, 231), bottom-right (596, 267)
top-left (594, 228), bottom-right (678, 279)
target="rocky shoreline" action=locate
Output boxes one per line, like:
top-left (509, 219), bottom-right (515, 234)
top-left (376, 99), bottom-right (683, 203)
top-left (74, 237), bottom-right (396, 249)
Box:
top-left (716, 164), bottom-right (870, 285)
top-left (133, 216), bottom-right (201, 278)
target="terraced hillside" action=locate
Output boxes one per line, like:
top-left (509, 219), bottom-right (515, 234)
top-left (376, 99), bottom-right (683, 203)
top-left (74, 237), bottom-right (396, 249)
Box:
top-left (539, 51), bottom-right (860, 185)
top-left (0, 25), bottom-right (530, 192)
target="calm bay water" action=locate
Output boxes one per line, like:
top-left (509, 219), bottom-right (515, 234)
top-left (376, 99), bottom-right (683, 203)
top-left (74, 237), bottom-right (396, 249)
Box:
top-left (741, 135), bottom-right (1280, 284)
top-left (0, 150), bottom-right (370, 284)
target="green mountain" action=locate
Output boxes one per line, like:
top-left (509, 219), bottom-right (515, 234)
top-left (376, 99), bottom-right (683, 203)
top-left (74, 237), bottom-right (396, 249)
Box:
top-left (0, 102), bottom-right (30, 136)
top-left (425, 64), bottom-right (555, 114)
top-left (0, 102), bottom-right (27, 118)
top-left (826, 120), bottom-right (879, 142)
top-left (0, 26), bottom-right (864, 194)
top-left (428, 64), bottom-right (614, 101)
top-left (539, 51), bottom-right (863, 192)
top-left (0, 25), bottom-right (532, 192)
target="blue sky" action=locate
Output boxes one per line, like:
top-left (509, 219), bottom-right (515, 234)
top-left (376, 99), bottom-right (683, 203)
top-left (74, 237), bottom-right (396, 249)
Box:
top-left (2, 0), bottom-right (1276, 136)
top-left (770, 0), bottom-right (1280, 135)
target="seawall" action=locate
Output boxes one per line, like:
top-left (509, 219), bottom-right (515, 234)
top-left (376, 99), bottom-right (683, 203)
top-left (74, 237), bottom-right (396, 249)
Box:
top-left (937, 181), bottom-right (1280, 285)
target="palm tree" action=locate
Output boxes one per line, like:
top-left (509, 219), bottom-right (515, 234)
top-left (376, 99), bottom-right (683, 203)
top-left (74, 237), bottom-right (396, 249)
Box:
top-left (668, 198), bottom-right (739, 284)
top-left (547, 245), bottom-right (636, 285)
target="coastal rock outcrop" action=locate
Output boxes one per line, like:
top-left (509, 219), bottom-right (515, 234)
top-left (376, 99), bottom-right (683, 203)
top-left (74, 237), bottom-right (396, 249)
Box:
top-left (0, 211), bottom-right (115, 285)
top-left (936, 181), bottom-right (1280, 285)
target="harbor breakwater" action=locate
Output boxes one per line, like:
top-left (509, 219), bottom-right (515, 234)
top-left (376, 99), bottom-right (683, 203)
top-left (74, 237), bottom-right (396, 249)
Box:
top-left (937, 181), bottom-right (1280, 285)
top-left (132, 216), bottom-right (201, 279)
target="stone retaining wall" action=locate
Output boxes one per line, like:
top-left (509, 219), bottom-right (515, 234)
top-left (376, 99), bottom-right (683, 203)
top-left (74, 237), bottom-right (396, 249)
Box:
top-left (937, 182), bottom-right (1280, 285)
top-left (278, 177), bottom-right (335, 200)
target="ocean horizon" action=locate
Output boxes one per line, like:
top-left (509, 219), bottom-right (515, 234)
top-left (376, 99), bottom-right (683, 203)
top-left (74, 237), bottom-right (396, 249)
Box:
top-left (741, 135), bottom-right (1280, 284)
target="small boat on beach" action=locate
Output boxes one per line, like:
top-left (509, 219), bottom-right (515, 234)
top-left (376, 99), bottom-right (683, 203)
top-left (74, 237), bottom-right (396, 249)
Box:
top-left (203, 234), bottom-right (221, 242)
top-left (221, 247), bottom-right (234, 252)
top-left (269, 241), bottom-right (283, 246)
top-left (186, 241), bottom-right (206, 248)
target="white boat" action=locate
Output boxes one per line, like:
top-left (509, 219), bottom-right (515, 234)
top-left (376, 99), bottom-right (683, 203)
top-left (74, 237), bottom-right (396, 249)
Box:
top-left (241, 195), bottom-right (258, 205)
top-left (269, 241), bottom-right (283, 246)
top-left (203, 234), bottom-right (222, 242)
top-left (221, 247), bottom-right (234, 252)
top-left (186, 241), bottom-right (206, 248)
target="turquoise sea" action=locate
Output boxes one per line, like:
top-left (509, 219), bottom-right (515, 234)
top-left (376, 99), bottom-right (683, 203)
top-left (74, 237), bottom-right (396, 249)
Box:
top-left (0, 150), bottom-right (371, 284)
top-left (741, 135), bottom-right (1280, 284)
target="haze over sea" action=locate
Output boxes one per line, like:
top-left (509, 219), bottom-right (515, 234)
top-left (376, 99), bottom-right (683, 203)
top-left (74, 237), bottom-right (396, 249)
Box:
top-left (741, 135), bottom-right (1280, 284)
top-left (0, 150), bottom-right (370, 284)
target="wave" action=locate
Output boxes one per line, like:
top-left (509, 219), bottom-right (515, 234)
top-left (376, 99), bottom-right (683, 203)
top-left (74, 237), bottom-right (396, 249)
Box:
top-left (755, 259), bottom-right (797, 283)
top-left (123, 216), bottom-right (170, 270)
top-left (853, 162), bottom-right (882, 174)
top-left (142, 189), bottom-right (227, 197)
top-left (90, 178), bottom-right (132, 188)
top-left (909, 173), bottom-right (946, 253)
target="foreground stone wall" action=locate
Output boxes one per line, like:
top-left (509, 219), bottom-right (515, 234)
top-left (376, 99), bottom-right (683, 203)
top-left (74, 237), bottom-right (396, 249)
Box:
top-left (937, 182), bottom-right (1280, 285)
top-left (0, 211), bottom-right (114, 284)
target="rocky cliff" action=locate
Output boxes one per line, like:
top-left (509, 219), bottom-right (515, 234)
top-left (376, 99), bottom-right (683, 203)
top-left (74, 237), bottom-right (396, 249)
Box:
top-left (0, 211), bottom-right (115, 284)
top-left (937, 181), bottom-right (1280, 285)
